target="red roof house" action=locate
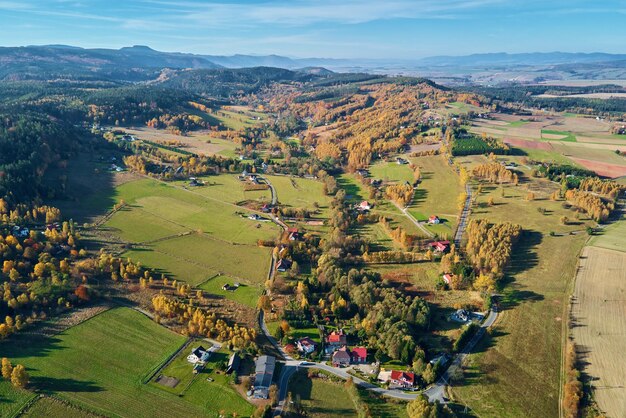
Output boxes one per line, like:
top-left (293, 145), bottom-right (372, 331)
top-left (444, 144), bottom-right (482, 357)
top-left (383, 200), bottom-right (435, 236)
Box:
top-left (429, 240), bottom-right (450, 253)
top-left (357, 201), bottom-right (371, 211)
top-left (351, 347), bottom-right (367, 364)
top-left (390, 370), bottom-right (416, 388)
top-left (442, 274), bottom-right (452, 284)
top-left (428, 215), bottom-right (441, 224)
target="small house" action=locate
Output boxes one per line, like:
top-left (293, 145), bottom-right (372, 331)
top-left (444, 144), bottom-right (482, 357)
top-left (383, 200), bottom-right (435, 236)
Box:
top-left (428, 215), bottom-right (441, 224)
top-left (276, 258), bottom-right (293, 272)
top-left (356, 169), bottom-right (368, 177)
top-left (332, 347), bottom-right (351, 367)
top-left (326, 330), bottom-right (347, 351)
top-left (351, 347), bottom-right (367, 364)
top-left (287, 227), bottom-right (301, 241)
top-left (390, 370), bottom-right (416, 388)
top-left (296, 337), bottom-right (317, 355)
top-left (357, 201), bottom-right (371, 212)
top-left (248, 213), bottom-right (261, 220)
top-left (429, 240), bottom-right (450, 253)
top-left (396, 157), bottom-right (408, 165)
top-left (261, 204), bottom-right (272, 213)
top-left (442, 274), bottom-right (452, 285)
top-left (187, 346), bottom-right (207, 364)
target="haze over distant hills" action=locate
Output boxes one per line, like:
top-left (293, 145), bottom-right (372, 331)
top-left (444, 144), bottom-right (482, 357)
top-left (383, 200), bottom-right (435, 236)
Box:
top-left (2, 44), bottom-right (626, 85)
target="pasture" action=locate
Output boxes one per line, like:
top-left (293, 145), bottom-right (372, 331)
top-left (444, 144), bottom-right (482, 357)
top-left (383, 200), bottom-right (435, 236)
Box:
top-left (0, 307), bottom-right (213, 418)
top-left (0, 380), bottom-right (34, 418)
top-left (452, 180), bottom-right (590, 417)
top-left (199, 274), bottom-right (262, 308)
top-left (20, 397), bottom-right (102, 418)
top-left (264, 175), bottom-right (331, 214)
top-left (287, 371), bottom-right (357, 418)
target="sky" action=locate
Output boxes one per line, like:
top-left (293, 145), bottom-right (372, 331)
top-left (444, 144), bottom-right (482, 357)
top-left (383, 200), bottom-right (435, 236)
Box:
top-left (0, 0), bottom-right (624, 59)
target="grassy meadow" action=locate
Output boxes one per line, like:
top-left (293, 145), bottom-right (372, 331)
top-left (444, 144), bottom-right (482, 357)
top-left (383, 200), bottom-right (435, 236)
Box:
top-left (287, 372), bottom-right (357, 418)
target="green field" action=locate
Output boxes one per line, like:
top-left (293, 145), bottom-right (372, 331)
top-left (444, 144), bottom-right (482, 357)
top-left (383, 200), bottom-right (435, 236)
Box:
top-left (0, 380), bottom-right (35, 418)
top-left (199, 275), bottom-right (262, 308)
top-left (369, 161), bottom-right (414, 183)
top-left (265, 175), bottom-right (331, 214)
top-left (127, 233), bottom-right (271, 286)
top-left (452, 182), bottom-right (591, 417)
top-left (20, 397), bottom-right (101, 418)
top-left (105, 178), bottom-right (277, 245)
top-left (0, 307), bottom-right (222, 418)
top-left (287, 372), bottom-right (357, 417)
top-left (172, 174), bottom-right (271, 204)
top-left (541, 129), bottom-right (577, 142)
top-left (588, 212), bottom-right (626, 252)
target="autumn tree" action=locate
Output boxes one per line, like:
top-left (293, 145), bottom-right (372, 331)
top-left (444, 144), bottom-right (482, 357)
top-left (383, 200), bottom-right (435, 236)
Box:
top-left (1, 358), bottom-right (12, 379)
top-left (10, 364), bottom-right (28, 388)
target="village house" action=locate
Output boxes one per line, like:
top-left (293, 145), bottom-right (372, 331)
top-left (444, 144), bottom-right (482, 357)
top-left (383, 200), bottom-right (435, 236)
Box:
top-left (296, 337), bottom-right (317, 355)
top-left (325, 330), bottom-right (347, 353)
top-left (428, 215), bottom-right (441, 224)
top-left (276, 258), bottom-right (293, 272)
top-left (390, 370), bottom-right (416, 388)
top-left (332, 347), bottom-right (351, 367)
top-left (356, 200), bottom-right (371, 212)
top-left (252, 355), bottom-right (276, 399)
top-left (187, 346), bottom-right (210, 364)
top-left (350, 347), bottom-right (367, 364)
top-left (287, 227), bottom-right (301, 241)
top-left (355, 169), bottom-right (368, 177)
top-left (248, 213), bottom-right (261, 220)
top-left (396, 157), bottom-right (409, 165)
top-left (442, 273), bottom-right (453, 285)
top-left (429, 240), bottom-right (450, 253)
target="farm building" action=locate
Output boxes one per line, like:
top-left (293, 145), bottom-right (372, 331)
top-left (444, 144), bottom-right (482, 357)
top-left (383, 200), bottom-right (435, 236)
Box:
top-left (357, 201), bottom-right (371, 211)
top-left (287, 228), bottom-right (301, 241)
top-left (276, 258), bottom-right (293, 272)
top-left (226, 353), bottom-right (240, 374)
top-left (252, 355), bottom-right (276, 399)
top-left (442, 273), bottom-right (453, 285)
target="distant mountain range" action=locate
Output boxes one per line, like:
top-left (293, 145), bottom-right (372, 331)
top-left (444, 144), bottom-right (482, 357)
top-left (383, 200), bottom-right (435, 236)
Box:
top-left (1, 45), bottom-right (626, 85)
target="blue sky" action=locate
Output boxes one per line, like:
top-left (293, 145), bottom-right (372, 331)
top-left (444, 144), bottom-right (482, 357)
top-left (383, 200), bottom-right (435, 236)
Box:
top-left (0, 0), bottom-right (624, 58)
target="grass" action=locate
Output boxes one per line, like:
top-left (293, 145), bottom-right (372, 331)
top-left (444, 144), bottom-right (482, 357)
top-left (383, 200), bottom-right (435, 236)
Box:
top-left (128, 233), bottom-right (271, 286)
top-left (289, 327), bottom-right (322, 344)
top-left (507, 120), bottom-right (528, 127)
top-left (588, 216), bottom-right (626, 252)
top-left (288, 371), bottom-right (357, 417)
top-left (148, 340), bottom-right (253, 417)
top-left (0, 307), bottom-right (217, 418)
top-left (20, 397), bottom-right (101, 418)
top-left (264, 175), bottom-right (331, 215)
top-left (106, 178), bottom-right (278, 244)
top-left (0, 380), bottom-right (35, 418)
top-left (452, 181), bottom-right (591, 417)
top-left (358, 388), bottom-right (408, 418)
top-left (369, 161), bottom-right (414, 184)
top-left (199, 275), bottom-right (262, 308)
top-left (172, 174), bottom-right (271, 204)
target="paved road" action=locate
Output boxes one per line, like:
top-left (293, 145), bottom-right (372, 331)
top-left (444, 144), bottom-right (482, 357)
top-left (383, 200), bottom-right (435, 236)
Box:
top-left (453, 183), bottom-right (472, 247)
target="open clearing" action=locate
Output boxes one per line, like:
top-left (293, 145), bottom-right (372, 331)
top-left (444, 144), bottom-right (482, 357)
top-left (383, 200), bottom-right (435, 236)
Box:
top-left (571, 246), bottom-right (626, 417)
top-left (0, 307), bottom-right (215, 418)
top-left (123, 127), bottom-right (238, 157)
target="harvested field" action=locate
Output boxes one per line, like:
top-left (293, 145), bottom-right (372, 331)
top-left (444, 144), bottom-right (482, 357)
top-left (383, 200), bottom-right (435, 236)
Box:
top-left (124, 127), bottom-right (238, 157)
top-left (569, 157), bottom-right (626, 178)
top-left (503, 137), bottom-right (553, 150)
top-left (408, 142), bottom-right (441, 153)
top-left (571, 246), bottom-right (626, 417)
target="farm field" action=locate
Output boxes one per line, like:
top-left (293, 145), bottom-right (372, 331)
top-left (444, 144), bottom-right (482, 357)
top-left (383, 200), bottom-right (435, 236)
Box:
top-left (150, 343), bottom-right (253, 417)
top-left (199, 274), bottom-right (262, 308)
top-left (369, 161), bottom-right (414, 183)
top-left (287, 371), bottom-right (357, 417)
top-left (571, 246), bottom-right (626, 417)
top-left (0, 307), bottom-right (212, 418)
top-left (172, 174), bottom-right (271, 204)
top-left (264, 174), bottom-right (331, 215)
top-left (452, 181), bottom-right (591, 417)
top-left (468, 113), bottom-right (626, 177)
top-left (128, 233), bottom-right (271, 285)
top-left (123, 127), bottom-right (239, 157)
top-left (0, 380), bottom-right (35, 418)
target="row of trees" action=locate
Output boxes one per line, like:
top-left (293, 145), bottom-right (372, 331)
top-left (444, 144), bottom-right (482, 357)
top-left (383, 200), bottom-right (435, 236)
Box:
top-left (385, 183), bottom-right (414, 207)
top-left (564, 189), bottom-right (614, 222)
top-left (578, 177), bottom-right (624, 200)
top-left (1, 358), bottom-right (28, 389)
top-left (472, 163), bottom-right (518, 184)
top-left (464, 220), bottom-right (522, 280)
